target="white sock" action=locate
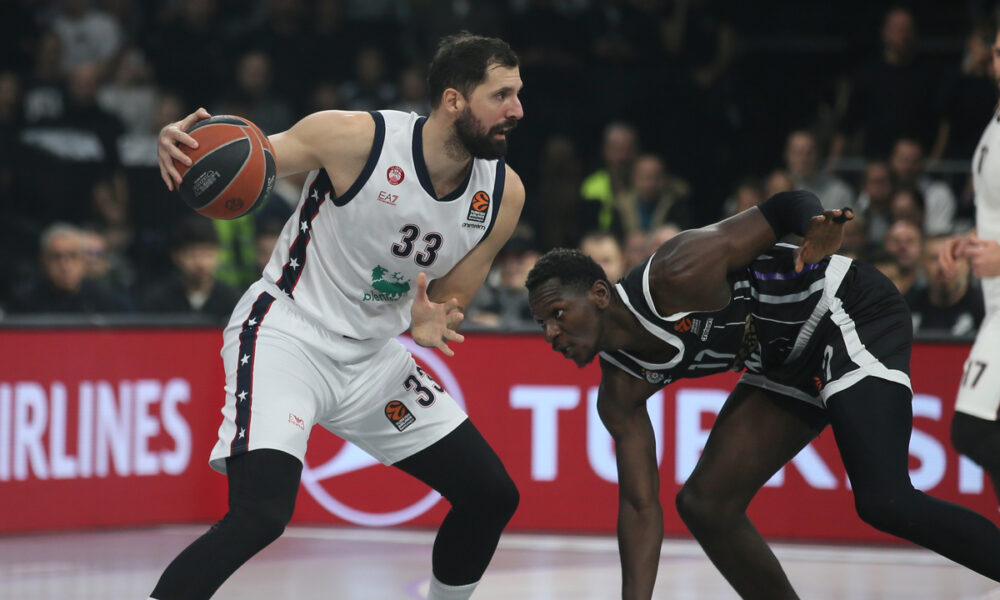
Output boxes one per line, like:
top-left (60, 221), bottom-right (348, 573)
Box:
top-left (426, 574), bottom-right (479, 600)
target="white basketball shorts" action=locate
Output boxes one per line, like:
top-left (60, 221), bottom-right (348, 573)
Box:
top-left (208, 282), bottom-right (468, 473)
top-left (954, 309), bottom-right (1000, 422)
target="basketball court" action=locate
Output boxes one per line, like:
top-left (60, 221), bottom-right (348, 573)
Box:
top-left (1, 525), bottom-right (996, 599)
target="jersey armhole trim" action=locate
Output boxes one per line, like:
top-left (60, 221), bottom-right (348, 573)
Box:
top-left (481, 159), bottom-right (506, 243)
top-left (332, 111), bottom-right (386, 207)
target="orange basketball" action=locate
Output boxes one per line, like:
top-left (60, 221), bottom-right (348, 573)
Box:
top-left (173, 115), bottom-right (276, 220)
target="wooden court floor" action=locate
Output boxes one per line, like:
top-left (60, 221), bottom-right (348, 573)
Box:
top-left (0, 525), bottom-right (997, 599)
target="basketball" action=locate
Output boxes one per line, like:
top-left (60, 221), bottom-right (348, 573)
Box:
top-left (173, 115), bottom-right (276, 220)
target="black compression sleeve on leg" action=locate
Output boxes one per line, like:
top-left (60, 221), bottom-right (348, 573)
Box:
top-left (394, 420), bottom-right (518, 585)
top-left (756, 190), bottom-right (824, 238)
top-left (150, 449), bottom-right (302, 600)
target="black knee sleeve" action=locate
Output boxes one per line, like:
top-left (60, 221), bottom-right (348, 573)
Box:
top-left (396, 420), bottom-right (519, 525)
top-left (150, 449), bottom-right (301, 600)
top-left (952, 412), bottom-right (1000, 471)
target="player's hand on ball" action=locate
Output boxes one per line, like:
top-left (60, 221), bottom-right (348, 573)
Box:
top-left (795, 207), bottom-right (853, 272)
top-left (158, 107), bottom-right (211, 191)
top-left (410, 273), bottom-right (465, 357)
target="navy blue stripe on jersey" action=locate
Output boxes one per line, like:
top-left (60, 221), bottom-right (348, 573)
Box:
top-left (230, 292), bottom-right (276, 457)
top-left (333, 111), bottom-right (386, 207)
top-left (481, 158), bottom-right (506, 242)
top-left (412, 116), bottom-right (473, 202)
top-left (276, 170), bottom-right (333, 296)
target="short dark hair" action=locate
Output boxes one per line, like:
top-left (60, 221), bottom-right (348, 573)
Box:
top-left (427, 32), bottom-right (518, 109)
top-left (526, 248), bottom-right (609, 295)
top-left (171, 215), bottom-right (219, 250)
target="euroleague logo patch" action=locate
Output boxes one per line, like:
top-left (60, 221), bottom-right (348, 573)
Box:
top-left (673, 317), bottom-right (693, 333)
top-left (387, 165), bottom-right (405, 185)
top-left (384, 400), bottom-right (415, 431)
top-left (467, 191), bottom-right (490, 223)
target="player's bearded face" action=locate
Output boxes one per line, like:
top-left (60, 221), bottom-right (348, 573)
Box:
top-left (455, 105), bottom-right (517, 160)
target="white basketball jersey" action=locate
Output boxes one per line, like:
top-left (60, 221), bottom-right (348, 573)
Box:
top-left (260, 110), bottom-right (506, 339)
top-left (972, 106), bottom-right (1000, 313)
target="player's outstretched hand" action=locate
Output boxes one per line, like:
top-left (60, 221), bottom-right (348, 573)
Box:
top-left (794, 207), bottom-right (853, 272)
top-left (158, 107), bottom-right (211, 191)
top-left (410, 273), bottom-right (465, 357)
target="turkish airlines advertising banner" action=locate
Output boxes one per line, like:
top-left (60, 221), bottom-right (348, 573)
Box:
top-left (0, 329), bottom-right (996, 544)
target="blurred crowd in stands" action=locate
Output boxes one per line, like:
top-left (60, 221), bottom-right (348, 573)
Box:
top-left (0, 0), bottom-right (995, 339)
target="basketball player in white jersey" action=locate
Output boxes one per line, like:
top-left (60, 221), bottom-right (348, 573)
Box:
top-left (149, 33), bottom-right (525, 600)
top-left (941, 23), bottom-right (1000, 508)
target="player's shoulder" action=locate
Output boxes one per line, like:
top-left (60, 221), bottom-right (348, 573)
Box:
top-left (295, 110), bottom-right (377, 163)
top-left (501, 163), bottom-right (525, 209)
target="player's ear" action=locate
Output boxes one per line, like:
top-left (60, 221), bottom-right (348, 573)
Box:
top-left (590, 280), bottom-right (611, 309)
top-left (441, 88), bottom-right (464, 114)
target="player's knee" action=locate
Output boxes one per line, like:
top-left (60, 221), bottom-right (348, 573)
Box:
top-left (853, 490), bottom-right (916, 533)
top-left (676, 483), bottom-right (717, 527)
top-left (224, 500), bottom-right (294, 549)
top-left (476, 470), bottom-right (520, 524)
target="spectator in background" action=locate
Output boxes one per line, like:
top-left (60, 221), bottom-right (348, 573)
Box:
top-left (907, 234), bottom-right (984, 336)
top-left (764, 168), bottom-right (793, 197)
top-left (254, 218), bottom-right (285, 274)
top-left (724, 177), bottom-right (764, 217)
top-left (889, 137), bottom-right (956, 235)
top-left (140, 216), bottom-right (242, 321)
top-left (391, 65), bottom-right (431, 115)
top-left (219, 51), bottom-right (293, 135)
top-left (309, 81), bottom-right (342, 112)
top-left (22, 30), bottom-right (66, 125)
top-left (250, 0), bottom-right (312, 101)
top-left (889, 186), bottom-right (926, 228)
top-left (884, 219), bottom-right (925, 295)
top-left (623, 230), bottom-right (652, 273)
top-left (50, 0), bottom-right (123, 71)
top-left (581, 122), bottom-right (639, 233)
top-left (867, 247), bottom-right (908, 295)
top-left (855, 160), bottom-right (894, 243)
top-left (536, 134), bottom-right (585, 250)
top-left (783, 129), bottom-right (854, 210)
top-left (126, 92), bottom-right (197, 282)
top-left (648, 222), bottom-right (682, 253)
top-left (614, 153), bottom-right (692, 235)
top-left (6, 222), bottom-right (130, 314)
top-left (144, 0), bottom-right (228, 106)
top-left (932, 19), bottom-right (998, 162)
top-left (838, 212), bottom-right (871, 259)
top-left (97, 50), bottom-right (158, 139)
top-left (834, 7), bottom-right (940, 159)
top-left (20, 60), bottom-right (126, 224)
top-left (339, 46), bottom-right (397, 111)
top-left (580, 230), bottom-right (626, 283)
top-left (467, 233), bottom-right (539, 331)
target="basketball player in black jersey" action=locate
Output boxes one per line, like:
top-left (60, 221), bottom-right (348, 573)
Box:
top-left (527, 190), bottom-right (1000, 599)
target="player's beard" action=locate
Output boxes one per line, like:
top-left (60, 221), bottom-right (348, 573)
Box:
top-left (454, 107), bottom-right (516, 160)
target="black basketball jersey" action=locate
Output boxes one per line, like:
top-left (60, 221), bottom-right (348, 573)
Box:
top-left (600, 244), bottom-right (866, 395)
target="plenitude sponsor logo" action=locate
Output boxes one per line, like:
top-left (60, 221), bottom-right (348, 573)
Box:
top-left (0, 378), bottom-right (193, 481)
